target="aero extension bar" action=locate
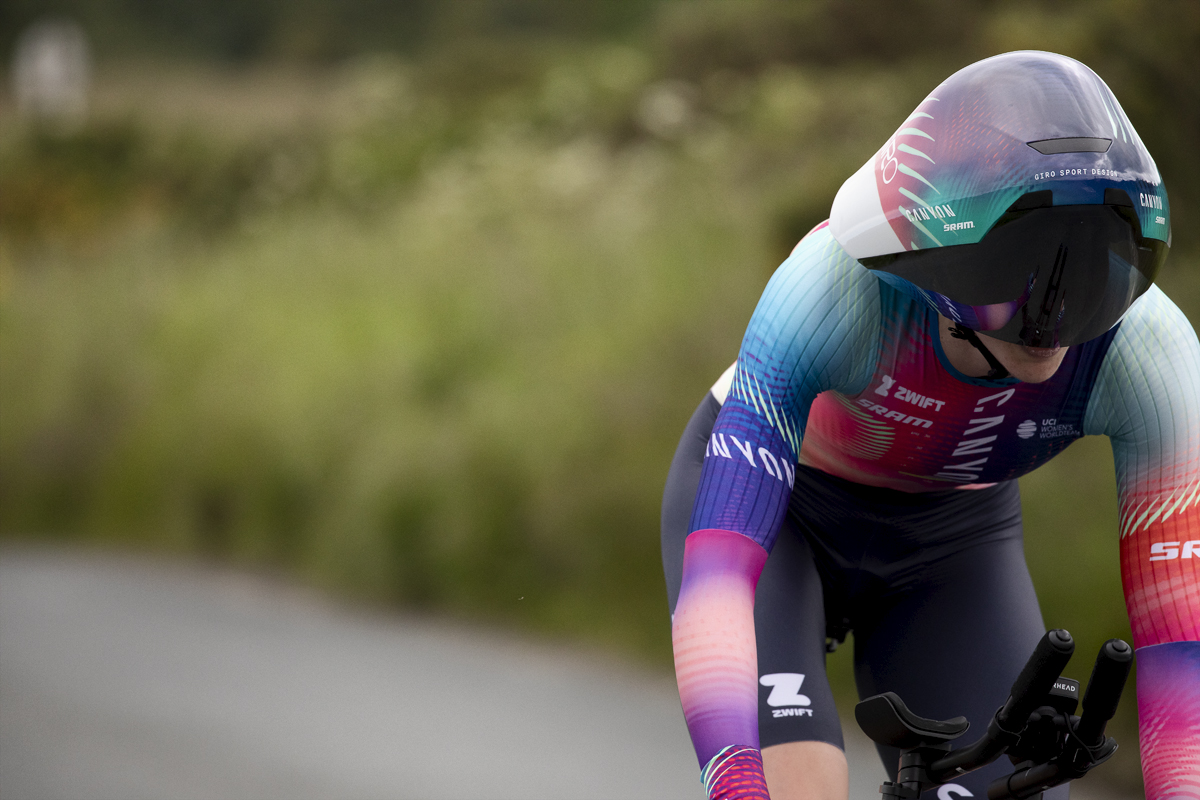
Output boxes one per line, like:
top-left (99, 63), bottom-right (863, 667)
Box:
top-left (855, 629), bottom-right (1133, 799)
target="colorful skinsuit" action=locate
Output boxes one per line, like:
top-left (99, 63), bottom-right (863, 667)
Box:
top-left (673, 223), bottom-right (1200, 798)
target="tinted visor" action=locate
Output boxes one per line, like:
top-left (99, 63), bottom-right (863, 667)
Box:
top-left (864, 203), bottom-right (1167, 347)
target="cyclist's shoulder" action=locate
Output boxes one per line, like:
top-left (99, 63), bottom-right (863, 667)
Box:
top-left (1086, 285), bottom-right (1200, 436)
top-left (1106, 284), bottom-right (1200, 364)
top-left (768, 221), bottom-right (877, 294)
top-left (737, 222), bottom-right (882, 393)
top-left (752, 222), bottom-right (880, 331)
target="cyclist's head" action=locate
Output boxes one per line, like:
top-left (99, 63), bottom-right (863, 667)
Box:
top-left (829, 51), bottom-right (1170, 348)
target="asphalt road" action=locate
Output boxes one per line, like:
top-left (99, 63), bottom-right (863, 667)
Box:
top-left (0, 547), bottom-right (923, 800)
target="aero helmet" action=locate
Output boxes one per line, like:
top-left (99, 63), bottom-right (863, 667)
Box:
top-left (829, 51), bottom-right (1170, 348)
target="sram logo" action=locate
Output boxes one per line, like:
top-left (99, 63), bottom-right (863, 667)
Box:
top-left (1150, 540), bottom-right (1200, 561)
top-left (760, 673), bottom-right (814, 717)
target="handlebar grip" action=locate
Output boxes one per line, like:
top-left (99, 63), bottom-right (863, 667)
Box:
top-left (1076, 638), bottom-right (1133, 745)
top-left (1000, 629), bottom-right (1074, 729)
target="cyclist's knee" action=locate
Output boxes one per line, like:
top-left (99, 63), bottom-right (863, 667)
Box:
top-left (762, 741), bottom-right (848, 800)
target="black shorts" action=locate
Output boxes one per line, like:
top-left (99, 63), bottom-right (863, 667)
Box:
top-left (662, 393), bottom-right (1068, 799)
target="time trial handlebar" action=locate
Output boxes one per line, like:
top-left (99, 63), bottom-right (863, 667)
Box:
top-left (927, 629), bottom-right (1075, 782)
top-left (861, 629), bottom-right (1133, 799)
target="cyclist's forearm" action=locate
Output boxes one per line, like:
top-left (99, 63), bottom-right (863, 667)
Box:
top-left (673, 528), bottom-right (770, 798)
top-left (1135, 641), bottom-right (1200, 799)
top-left (1117, 480), bottom-right (1200, 795)
top-left (1119, 498), bottom-right (1200, 796)
top-left (674, 529), bottom-right (766, 761)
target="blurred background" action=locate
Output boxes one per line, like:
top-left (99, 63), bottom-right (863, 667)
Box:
top-left (1, 0), bottom-right (1197, 796)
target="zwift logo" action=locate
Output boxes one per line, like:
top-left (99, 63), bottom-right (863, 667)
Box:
top-left (760, 673), bottom-right (814, 718)
top-left (874, 374), bottom-right (945, 412)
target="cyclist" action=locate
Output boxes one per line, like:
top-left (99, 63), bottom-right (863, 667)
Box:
top-left (662, 51), bottom-right (1198, 800)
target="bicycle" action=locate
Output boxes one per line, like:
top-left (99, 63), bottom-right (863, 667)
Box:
top-left (855, 629), bottom-right (1132, 799)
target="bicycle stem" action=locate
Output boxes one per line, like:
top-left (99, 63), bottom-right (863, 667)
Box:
top-left (989, 762), bottom-right (1063, 800)
top-left (927, 715), bottom-right (1018, 784)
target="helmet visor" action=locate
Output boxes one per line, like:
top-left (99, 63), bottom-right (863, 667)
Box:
top-left (864, 203), bottom-right (1167, 347)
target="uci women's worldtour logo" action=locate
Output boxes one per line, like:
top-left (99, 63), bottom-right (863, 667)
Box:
top-left (1016, 418), bottom-right (1080, 440)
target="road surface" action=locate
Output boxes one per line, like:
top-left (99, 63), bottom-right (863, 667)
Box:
top-left (0, 547), bottom-right (1119, 799)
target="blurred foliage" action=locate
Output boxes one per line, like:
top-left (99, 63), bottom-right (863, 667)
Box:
top-left (2, 1), bottom-right (1198, 790)
top-left (0, 0), bottom-right (660, 61)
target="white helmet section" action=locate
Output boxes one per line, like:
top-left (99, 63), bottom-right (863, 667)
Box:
top-left (829, 156), bottom-right (904, 259)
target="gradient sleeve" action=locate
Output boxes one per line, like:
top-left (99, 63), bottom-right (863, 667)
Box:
top-left (689, 225), bottom-right (881, 549)
top-left (672, 225), bottom-right (880, 793)
top-left (1084, 285), bottom-right (1200, 798)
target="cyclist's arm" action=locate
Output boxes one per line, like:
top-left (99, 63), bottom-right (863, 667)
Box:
top-left (673, 226), bottom-right (880, 798)
top-left (1084, 285), bottom-right (1200, 798)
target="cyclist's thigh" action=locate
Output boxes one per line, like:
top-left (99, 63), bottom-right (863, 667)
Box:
top-left (661, 393), bottom-right (842, 751)
top-left (853, 532), bottom-right (1069, 800)
top-left (755, 518), bottom-right (843, 751)
top-left (662, 392), bottom-right (721, 612)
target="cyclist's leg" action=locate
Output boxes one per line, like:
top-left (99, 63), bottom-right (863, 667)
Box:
top-left (851, 489), bottom-right (1070, 800)
top-left (662, 394), bottom-right (847, 799)
top-left (753, 518), bottom-right (844, 753)
top-left (755, 518), bottom-right (847, 800)
top-left (761, 741), bottom-right (847, 800)
top-left (661, 392), bottom-right (721, 612)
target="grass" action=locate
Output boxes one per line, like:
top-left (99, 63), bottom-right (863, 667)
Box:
top-left (0, 122), bottom-right (773, 659)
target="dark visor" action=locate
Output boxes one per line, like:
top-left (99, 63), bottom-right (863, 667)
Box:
top-left (863, 197), bottom-right (1168, 347)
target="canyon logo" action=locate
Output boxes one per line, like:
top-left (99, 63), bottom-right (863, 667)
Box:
top-left (706, 433), bottom-right (795, 488)
top-left (934, 389), bottom-right (1015, 483)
